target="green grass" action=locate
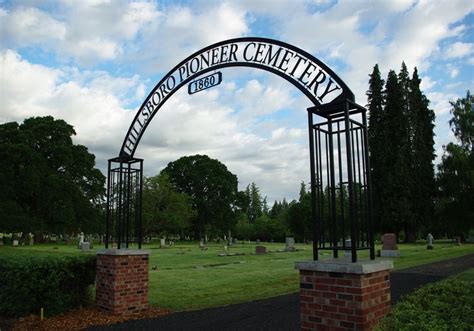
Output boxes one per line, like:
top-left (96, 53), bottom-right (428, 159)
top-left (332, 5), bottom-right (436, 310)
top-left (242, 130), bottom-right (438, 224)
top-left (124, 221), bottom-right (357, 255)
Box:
top-left (1, 240), bottom-right (473, 311)
top-left (452, 267), bottom-right (474, 281)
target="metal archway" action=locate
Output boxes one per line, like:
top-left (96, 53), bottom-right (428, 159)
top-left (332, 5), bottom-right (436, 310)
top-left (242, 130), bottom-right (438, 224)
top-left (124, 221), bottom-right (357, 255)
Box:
top-left (106, 37), bottom-right (374, 262)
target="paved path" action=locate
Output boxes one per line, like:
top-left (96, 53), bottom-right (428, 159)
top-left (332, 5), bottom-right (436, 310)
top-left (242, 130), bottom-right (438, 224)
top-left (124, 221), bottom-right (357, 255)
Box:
top-left (88, 254), bottom-right (474, 331)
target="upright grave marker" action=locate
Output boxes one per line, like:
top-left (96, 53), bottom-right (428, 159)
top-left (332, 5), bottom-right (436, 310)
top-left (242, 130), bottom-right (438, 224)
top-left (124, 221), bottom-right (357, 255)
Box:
top-left (381, 233), bottom-right (400, 257)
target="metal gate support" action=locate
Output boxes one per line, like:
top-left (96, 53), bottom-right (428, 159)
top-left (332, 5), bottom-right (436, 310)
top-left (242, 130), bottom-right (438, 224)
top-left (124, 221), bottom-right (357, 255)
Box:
top-left (308, 99), bottom-right (375, 262)
top-left (105, 157), bottom-right (143, 249)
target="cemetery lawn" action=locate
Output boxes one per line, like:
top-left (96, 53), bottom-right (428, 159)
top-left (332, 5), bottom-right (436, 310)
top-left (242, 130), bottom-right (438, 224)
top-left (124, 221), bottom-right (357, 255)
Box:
top-left (1, 240), bottom-right (473, 311)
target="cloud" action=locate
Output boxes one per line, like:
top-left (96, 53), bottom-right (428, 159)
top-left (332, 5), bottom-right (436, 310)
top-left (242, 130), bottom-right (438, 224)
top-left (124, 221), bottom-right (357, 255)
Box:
top-left (445, 42), bottom-right (474, 59)
top-left (0, 50), bottom-right (311, 202)
top-left (0, 1), bottom-right (159, 64)
top-left (0, 49), bottom-right (133, 157)
top-left (0, 6), bottom-right (66, 46)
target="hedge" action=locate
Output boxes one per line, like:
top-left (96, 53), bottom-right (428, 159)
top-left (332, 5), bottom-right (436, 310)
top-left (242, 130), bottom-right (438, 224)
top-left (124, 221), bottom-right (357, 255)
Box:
top-left (376, 278), bottom-right (474, 331)
top-left (0, 255), bottom-right (96, 317)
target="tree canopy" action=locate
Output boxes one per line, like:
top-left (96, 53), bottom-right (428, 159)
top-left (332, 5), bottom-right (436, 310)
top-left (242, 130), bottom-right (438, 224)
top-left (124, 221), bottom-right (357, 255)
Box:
top-left (436, 91), bottom-right (474, 240)
top-left (0, 116), bottom-right (105, 234)
top-left (142, 173), bottom-right (195, 237)
top-left (367, 63), bottom-right (436, 241)
top-left (162, 154), bottom-right (238, 238)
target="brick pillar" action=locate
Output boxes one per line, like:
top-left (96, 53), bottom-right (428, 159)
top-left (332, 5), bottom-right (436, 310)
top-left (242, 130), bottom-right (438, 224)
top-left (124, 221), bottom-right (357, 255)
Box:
top-left (296, 259), bottom-right (393, 331)
top-left (96, 249), bottom-right (150, 315)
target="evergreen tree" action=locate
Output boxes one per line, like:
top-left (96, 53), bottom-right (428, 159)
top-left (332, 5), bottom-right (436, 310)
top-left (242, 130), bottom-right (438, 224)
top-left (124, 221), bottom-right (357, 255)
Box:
top-left (381, 70), bottom-right (412, 236)
top-left (247, 182), bottom-right (262, 223)
top-left (367, 64), bottom-right (385, 232)
top-left (262, 197), bottom-right (269, 215)
top-left (397, 63), bottom-right (416, 241)
top-left (409, 68), bottom-right (436, 233)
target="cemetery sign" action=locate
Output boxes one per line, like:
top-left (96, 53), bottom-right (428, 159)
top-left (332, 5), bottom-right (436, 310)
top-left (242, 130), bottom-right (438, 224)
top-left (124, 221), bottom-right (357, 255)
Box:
top-left (120, 37), bottom-right (355, 157)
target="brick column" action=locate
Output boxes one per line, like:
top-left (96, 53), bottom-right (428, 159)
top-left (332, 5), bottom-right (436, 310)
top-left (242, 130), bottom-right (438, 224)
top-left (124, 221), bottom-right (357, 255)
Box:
top-left (96, 249), bottom-right (150, 315)
top-left (296, 259), bottom-right (393, 331)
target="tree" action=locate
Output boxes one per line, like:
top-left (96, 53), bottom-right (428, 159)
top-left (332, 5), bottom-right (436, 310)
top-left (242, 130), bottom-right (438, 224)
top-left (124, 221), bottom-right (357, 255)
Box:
top-left (247, 182), bottom-right (263, 223)
top-left (286, 182), bottom-right (312, 242)
top-left (436, 91), bottom-right (474, 240)
top-left (142, 173), bottom-right (195, 237)
top-left (0, 116), bottom-right (105, 234)
top-left (162, 154), bottom-right (238, 238)
top-left (409, 68), bottom-right (436, 234)
top-left (367, 64), bottom-right (385, 233)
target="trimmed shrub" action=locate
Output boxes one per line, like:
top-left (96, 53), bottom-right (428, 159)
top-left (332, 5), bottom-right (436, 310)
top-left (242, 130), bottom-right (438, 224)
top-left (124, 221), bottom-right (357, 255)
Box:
top-left (0, 255), bottom-right (96, 317)
top-left (377, 278), bottom-right (474, 331)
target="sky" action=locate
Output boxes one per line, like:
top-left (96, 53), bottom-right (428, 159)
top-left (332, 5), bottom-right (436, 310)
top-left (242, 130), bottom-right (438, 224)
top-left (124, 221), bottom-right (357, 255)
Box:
top-left (0, 0), bottom-right (473, 203)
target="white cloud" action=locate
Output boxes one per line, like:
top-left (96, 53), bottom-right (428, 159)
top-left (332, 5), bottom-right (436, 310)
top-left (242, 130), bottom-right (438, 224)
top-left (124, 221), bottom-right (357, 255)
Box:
top-left (420, 76), bottom-right (436, 91)
top-left (445, 42), bottom-right (474, 59)
top-left (450, 67), bottom-right (460, 78)
top-left (0, 50), bottom-right (133, 156)
top-left (0, 7), bottom-right (66, 47)
top-left (0, 50), bottom-right (311, 202)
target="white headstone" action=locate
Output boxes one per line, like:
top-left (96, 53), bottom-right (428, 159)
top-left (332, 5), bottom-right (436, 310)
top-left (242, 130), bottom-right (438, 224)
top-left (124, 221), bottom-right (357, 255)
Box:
top-left (427, 233), bottom-right (434, 249)
top-left (160, 238), bottom-right (166, 248)
top-left (13, 240), bottom-right (18, 246)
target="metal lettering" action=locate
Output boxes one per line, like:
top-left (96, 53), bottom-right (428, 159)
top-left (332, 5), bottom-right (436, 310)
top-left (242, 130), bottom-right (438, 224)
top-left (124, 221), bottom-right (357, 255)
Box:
top-left (219, 45), bottom-right (229, 63)
top-left (262, 45), bottom-right (283, 67)
top-left (319, 78), bottom-right (341, 101)
top-left (243, 42), bottom-right (257, 61)
top-left (298, 62), bottom-right (317, 85)
top-left (289, 53), bottom-right (307, 77)
top-left (277, 49), bottom-right (294, 72)
top-left (307, 69), bottom-right (326, 95)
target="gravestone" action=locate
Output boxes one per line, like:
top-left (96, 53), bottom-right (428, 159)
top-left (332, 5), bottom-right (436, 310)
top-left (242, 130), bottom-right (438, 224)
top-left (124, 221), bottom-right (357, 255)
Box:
top-left (81, 242), bottom-right (90, 251)
top-left (285, 237), bottom-right (296, 252)
top-left (381, 233), bottom-right (400, 257)
top-left (160, 238), bottom-right (166, 248)
top-left (344, 239), bottom-right (352, 258)
top-left (255, 246), bottom-right (266, 254)
top-left (455, 237), bottom-right (461, 246)
top-left (78, 232), bottom-right (84, 249)
top-left (13, 240), bottom-right (18, 246)
top-left (199, 240), bottom-right (205, 249)
top-left (426, 233), bottom-right (434, 249)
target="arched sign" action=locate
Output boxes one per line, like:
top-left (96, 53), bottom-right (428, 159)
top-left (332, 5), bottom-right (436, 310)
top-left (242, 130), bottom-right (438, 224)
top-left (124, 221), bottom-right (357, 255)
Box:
top-left (120, 37), bottom-right (354, 157)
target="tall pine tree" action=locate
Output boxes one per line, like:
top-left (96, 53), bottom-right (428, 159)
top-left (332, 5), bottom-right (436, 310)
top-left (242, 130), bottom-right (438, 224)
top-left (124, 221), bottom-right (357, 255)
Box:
top-left (367, 64), bottom-right (436, 241)
top-left (367, 64), bottom-right (385, 232)
top-left (409, 68), bottom-right (436, 233)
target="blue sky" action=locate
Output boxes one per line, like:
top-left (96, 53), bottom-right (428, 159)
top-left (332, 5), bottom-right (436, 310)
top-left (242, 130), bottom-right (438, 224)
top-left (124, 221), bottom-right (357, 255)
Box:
top-left (1, 0), bottom-right (473, 203)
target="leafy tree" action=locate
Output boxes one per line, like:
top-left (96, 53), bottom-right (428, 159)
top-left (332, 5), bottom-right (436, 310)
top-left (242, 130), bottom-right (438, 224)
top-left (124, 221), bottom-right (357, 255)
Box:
top-left (436, 91), bottom-right (474, 240)
top-left (162, 154), bottom-right (238, 238)
top-left (0, 116), bottom-right (105, 234)
top-left (142, 173), bottom-right (195, 237)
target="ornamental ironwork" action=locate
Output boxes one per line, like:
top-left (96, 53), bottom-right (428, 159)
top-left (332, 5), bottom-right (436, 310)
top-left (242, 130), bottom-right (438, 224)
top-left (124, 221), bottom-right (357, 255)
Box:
top-left (106, 37), bottom-right (374, 262)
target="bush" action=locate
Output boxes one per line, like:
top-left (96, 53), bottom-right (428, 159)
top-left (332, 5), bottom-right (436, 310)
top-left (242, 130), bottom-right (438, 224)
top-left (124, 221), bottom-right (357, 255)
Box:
top-left (377, 278), bottom-right (474, 331)
top-left (0, 255), bottom-right (96, 317)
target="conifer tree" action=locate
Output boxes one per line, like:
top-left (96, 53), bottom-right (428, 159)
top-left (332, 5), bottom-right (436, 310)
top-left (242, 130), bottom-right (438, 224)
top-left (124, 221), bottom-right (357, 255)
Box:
top-left (367, 64), bottom-right (385, 231)
top-left (409, 68), bottom-right (436, 233)
top-left (381, 70), bottom-right (411, 236)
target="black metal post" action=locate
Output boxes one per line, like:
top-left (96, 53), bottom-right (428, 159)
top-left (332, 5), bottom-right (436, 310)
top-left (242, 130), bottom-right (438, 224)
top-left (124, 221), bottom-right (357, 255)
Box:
top-left (106, 160), bottom-right (111, 249)
top-left (344, 101), bottom-right (357, 262)
top-left (138, 159), bottom-right (143, 249)
top-left (327, 118), bottom-right (338, 258)
top-left (362, 110), bottom-right (375, 259)
top-left (308, 109), bottom-right (318, 260)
